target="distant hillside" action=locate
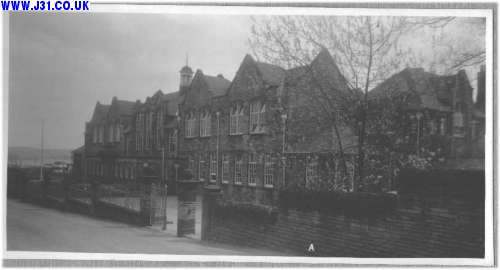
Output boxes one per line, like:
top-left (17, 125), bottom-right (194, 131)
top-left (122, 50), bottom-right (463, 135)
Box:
top-left (8, 147), bottom-right (72, 166)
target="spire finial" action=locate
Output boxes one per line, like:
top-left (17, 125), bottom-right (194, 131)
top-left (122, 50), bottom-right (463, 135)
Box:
top-left (185, 52), bottom-right (189, 66)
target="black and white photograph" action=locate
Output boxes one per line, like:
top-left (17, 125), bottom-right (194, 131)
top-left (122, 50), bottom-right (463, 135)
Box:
top-left (3, 3), bottom-right (495, 267)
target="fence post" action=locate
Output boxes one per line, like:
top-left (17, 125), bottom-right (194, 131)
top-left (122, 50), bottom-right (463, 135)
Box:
top-left (201, 184), bottom-right (221, 241)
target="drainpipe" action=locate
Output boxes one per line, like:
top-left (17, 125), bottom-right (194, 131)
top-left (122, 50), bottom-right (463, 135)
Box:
top-left (281, 112), bottom-right (288, 188)
top-left (216, 111), bottom-right (220, 185)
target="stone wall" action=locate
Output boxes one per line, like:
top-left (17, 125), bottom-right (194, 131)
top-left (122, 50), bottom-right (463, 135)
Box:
top-left (203, 171), bottom-right (484, 257)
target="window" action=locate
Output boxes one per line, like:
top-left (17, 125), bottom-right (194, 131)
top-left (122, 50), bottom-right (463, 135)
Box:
top-left (305, 156), bottom-right (319, 189)
top-left (115, 123), bottom-right (121, 142)
top-left (250, 101), bottom-right (266, 133)
top-left (222, 154), bottom-right (230, 184)
top-left (93, 127), bottom-right (98, 143)
top-left (200, 111), bottom-right (211, 137)
top-left (230, 104), bottom-right (245, 135)
top-left (210, 153), bottom-right (217, 182)
top-left (334, 159), bottom-right (342, 191)
top-left (109, 125), bottom-right (114, 142)
top-left (145, 112), bottom-right (153, 149)
top-left (264, 154), bottom-right (274, 187)
top-left (248, 153), bottom-right (257, 186)
top-left (439, 117), bottom-right (446, 136)
top-left (156, 110), bottom-right (163, 147)
top-left (471, 120), bottom-right (479, 140)
top-left (188, 157), bottom-right (195, 179)
top-left (198, 154), bottom-right (207, 181)
top-left (135, 115), bottom-right (141, 151)
top-left (453, 112), bottom-right (465, 137)
top-left (185, 112), bottom-right (197, 138)
top-left (99, 126), bottom-right (104, 143)
top-left (428, 119), bottom-right (437, 135)
top-left (234, 156), bottom-right (244, 185)
top-left (99, 163), bottom-right (104, 177)
top-left (168, 130), bottom-right (177, 153)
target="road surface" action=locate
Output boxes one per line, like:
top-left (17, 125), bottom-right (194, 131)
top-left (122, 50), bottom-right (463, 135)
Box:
top-left (7, 199), bottom-right (284, 256)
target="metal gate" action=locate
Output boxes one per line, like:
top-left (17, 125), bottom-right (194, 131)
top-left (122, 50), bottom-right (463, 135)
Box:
top-left (149, 182), bottom-right (167, 226)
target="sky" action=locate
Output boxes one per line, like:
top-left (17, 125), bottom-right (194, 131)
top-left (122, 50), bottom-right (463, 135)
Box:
top-left (8, 13), bottom-right (485, 150)
top-left (8, 13), bottom-right (251, 149)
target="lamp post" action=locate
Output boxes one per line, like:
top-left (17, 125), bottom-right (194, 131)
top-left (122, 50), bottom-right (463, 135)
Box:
top-left (161, 147), bottom-right (167, 231)
top-left (216, 111), bottom-right (220, 185)
top-left (281, 111), bottom-right (287, 188)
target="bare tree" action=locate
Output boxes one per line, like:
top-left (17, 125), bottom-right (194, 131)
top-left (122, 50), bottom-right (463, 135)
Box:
top-left (250, 15), bottom-right (485, 192)
top-left (250, 16), bottom-right (414, 192)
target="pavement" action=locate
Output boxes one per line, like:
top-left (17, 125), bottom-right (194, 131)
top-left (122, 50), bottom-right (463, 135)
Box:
top-left (6, 199), bottom-right (285, 256)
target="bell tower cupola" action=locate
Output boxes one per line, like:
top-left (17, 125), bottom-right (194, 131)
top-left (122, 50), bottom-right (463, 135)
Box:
top-left (179, 53), bottom-right (193, 90)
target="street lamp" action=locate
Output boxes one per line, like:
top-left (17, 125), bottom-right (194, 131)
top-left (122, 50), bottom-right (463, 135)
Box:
top-left (216, 111), bottom-right (220, 185)
top-left (281, 111), bottom-right (287, 187)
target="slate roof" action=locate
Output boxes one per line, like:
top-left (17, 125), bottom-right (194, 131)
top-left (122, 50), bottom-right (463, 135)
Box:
top-left (369, 68), bottom-right (454, 112)
top-left (90, 103), bottom-right (110, 123)
top-left (114, 99), bottom-right (136, 116)
top-left (161, 91), bottom-right (181, 115)
top-left (255, 61), bottom-right (286, 86)
top-left (204, 75), bottom-right (231, 97)
top-left (71, 145), bottom-right (85, 154)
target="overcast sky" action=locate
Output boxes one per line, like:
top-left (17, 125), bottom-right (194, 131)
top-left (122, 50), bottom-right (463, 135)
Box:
top-left (8, 13), bottom-right (484, 150)
top-left (9, 13), bottom-right (251, 149)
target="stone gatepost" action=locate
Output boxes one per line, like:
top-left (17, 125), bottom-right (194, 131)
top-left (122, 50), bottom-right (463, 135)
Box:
top-left (201, 184), bottom-right (221, 241)
top-left (177, 180), bottom-right (200, 237)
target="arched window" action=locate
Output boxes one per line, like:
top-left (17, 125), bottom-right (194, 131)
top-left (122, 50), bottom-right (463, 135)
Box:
top-left (250, 101), bottom-right (266, 133)
top-left (230, 104), bottom-right (245, 135)
top-left (185, 112), bottom-right (197, 138)
top-left (200, 110), bottom-right (211, 137)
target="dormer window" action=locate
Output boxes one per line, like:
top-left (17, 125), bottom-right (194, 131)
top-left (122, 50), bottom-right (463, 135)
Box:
top-left (185, 112), bottom-right (197, 138)
top-left (229, 104), bottom-right (245, 135)
top-left (250, 101), bottom-right (266, 133)
top-left (200, 110), bottom-right (211, 137)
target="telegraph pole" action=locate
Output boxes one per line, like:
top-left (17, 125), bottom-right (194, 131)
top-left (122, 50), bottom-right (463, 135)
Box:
top-left (161, 146), bottom-right (167, 230)
top-left (40, 120), bottom-right (44, 181)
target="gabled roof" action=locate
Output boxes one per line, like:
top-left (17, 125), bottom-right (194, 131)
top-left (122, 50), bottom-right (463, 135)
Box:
top-left (369, 68), bottom-right (455, 112)
top-left (255, 61), bottom-right (286, 86)
top-left (90, 102), bottom-right (110, 123)
top-left (280, 48), bottom-right (353, 108)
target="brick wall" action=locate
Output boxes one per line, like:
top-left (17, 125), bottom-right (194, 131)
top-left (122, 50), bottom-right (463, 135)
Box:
top-left (204, 175), bottom-right (484, 257)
